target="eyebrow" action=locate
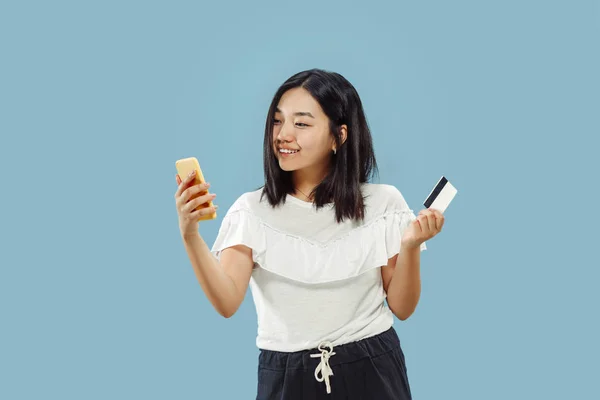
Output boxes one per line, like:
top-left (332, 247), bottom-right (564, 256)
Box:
top-left (275, 107), bottom-right (315, 118)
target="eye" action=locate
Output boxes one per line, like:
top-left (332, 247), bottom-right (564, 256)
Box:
top-left (273, 119), bottom-right (281, 124)
top-left (296, 123), bottom-right (308, 127)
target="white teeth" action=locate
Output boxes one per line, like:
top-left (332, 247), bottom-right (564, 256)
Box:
top-left (279, 149), bottom-right (299, 154)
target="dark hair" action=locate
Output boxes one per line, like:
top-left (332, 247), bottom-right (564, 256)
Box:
top-left (260, 68), bottom-right (379, 223)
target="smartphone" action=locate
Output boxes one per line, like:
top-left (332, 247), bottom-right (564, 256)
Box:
top-left (175, 157), bottom-right (217, 221)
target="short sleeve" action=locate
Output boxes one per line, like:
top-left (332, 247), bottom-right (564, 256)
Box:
top-left (210, 198), bottom-right (266, 263)
top-left (383, 185), bottom-right (428, 258)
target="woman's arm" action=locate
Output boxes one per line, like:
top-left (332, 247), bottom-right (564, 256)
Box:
top-left (182, 232), bottom-right (254, 318)
top-left (382, 207), bottom-right (444, 320)
top-left (381, 244), bottom-right (422, 321)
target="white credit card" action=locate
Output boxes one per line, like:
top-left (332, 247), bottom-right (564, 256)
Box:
top-left (423, 176), bottom-right (457, 214)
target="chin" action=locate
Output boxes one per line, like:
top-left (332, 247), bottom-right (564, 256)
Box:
top-left (278, 161), bottom-right (298, 172)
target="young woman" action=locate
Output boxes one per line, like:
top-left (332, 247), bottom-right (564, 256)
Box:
top-left (174, 69), bottom-right (444, 399)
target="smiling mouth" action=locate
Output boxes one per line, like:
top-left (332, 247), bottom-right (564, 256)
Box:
top-left (279, 148), bottom-right (300, 154)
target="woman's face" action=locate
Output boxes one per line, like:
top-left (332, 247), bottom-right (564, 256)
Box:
top-left (272, 87), bottom-right (336, 173)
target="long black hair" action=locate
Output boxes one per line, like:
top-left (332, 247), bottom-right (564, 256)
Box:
top-left (260, 68), bottom-right (379, 223)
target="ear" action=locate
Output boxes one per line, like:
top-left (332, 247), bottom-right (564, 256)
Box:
top-left (340, 124), bottom-right (348, 145)
top-left (333, 124), bottom-right (348, 152)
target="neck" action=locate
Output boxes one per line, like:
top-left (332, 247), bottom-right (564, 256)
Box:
top-left (292, 163), bottom-right (329, 201)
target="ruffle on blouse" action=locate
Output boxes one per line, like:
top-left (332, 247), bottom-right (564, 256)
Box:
top-left (211, 207), bottom-right (427, 284)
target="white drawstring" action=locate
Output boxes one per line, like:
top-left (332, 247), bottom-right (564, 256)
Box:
top-left (310, 341), bottom-right (336, 394)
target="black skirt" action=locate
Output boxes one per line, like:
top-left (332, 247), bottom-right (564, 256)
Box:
top-left (256, 327), bottom-right (412, 400)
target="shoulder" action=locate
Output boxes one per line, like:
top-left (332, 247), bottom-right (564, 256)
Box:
top-left (362, 182), bottom-right (410, 212)
top-left (225, 187), bottom-right (264, 214)
top-left (222, 187), bottom-right (285, 223)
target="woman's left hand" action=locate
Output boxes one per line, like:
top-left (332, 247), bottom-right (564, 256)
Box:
top-left (401, 208), bottom-right (445, 249)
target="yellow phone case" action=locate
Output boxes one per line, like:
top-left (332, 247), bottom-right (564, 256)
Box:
top-left (175, 157), bottom-right (217, 221)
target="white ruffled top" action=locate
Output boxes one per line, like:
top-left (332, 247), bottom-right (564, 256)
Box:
top-left (211, 183), bottom-right (427, 352)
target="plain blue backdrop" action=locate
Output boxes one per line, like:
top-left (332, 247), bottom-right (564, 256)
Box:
top-left (1, 0), bottom-right (598, 398)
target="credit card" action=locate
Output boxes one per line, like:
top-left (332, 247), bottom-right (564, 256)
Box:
top-left (423, 176), bottom-right (457, 213)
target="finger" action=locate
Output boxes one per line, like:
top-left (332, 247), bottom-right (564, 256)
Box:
top-left (174, 175), bottom-right (182, 198)
top-left (433, 210), bottom-right (444, 231)
top-left (419, 208), bottom-right (433, 216)
top-left (190, 205), bottom-right (218, 220)
top-left (419, 208), bottom-right (431, 217)
top-left (417, 215), bottom-right (427, 234)
top-left (186, 169), bottom-right (197, 182)
top-left (412, 219), bottom-right (422, 235)
top-left (175, 170), bottom-right (197, 198)
top-left (416, 212), bottom-right (430, 234)
top-left (416, 218), bottom-right (423, 231)
top-left (186, 192), bottom-right (216, 212)
top-left (427, 209), bottom-right (443, 231)
top-left (184, 192), bottom-right (217, 214)
top-left (426, 212), bottom-right (437, 233)
top-left (181, 181), bottom-right (211, 203)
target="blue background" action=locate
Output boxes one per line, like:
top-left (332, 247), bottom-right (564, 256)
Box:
top-left (1, 0), bottom-right (598, 398)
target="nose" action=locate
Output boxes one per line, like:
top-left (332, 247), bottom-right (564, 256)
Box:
top-left (276, 120), bottom-right (295, 143)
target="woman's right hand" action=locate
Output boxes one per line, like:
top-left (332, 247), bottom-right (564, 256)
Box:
top-left (174, 170), bottom-right (218, 237)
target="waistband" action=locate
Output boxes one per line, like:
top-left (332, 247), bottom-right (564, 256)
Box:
top-left (258, 326), bottom-right (401, 370)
